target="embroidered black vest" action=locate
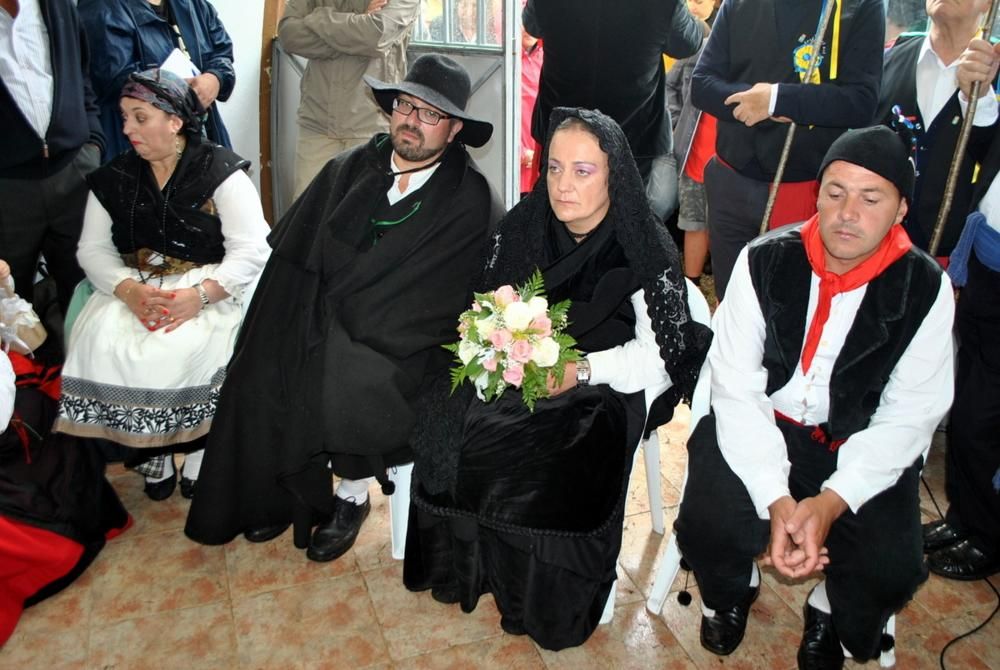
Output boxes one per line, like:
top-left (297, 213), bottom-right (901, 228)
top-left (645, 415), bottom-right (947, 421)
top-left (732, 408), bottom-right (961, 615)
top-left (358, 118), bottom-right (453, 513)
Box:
top-left (747, 225), bottom-right (942, 441)
top-left (87, 140), bottom-right (250, 264)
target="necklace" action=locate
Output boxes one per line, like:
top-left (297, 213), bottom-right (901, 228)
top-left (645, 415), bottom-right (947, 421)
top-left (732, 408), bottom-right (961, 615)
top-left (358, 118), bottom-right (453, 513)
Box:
top-left (128, 160), bottom-right (176, 288)
top-left (566, 224), bottom-right (599, 242)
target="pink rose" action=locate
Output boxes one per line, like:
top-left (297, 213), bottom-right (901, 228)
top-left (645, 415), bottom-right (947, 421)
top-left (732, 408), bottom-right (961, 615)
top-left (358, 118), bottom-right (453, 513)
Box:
top-left (529, 316), bottom-right (552, 338)
top-left (509, 339), bottom-right (533, 363)
top-left (483, 356), bottom-right (498, 372)
top-left (502, 363), bottom-right (524, 387)
top-left (493, 285), bottom-right (517, 306)
top-left (489, 329), bottom-right (513, 350)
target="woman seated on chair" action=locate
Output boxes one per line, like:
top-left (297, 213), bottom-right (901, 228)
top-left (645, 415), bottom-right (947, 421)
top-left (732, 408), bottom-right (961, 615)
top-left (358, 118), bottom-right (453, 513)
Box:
top-left (53, 69), bottom-right (270, 501)
top-left (403, 107), bottom-right (711, 650)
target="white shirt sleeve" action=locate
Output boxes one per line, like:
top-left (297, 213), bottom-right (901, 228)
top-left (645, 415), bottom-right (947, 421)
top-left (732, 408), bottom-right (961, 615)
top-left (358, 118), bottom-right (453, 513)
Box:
top-left (0, 354), bottom-right (14, 430)
top-left (77, 193), bottom-right (135, 295)
top-left (587, 288), bottom-right (672, 395)
top-left (76, 171), bottom-right (271, 298)
top-left (208, 170), bottom-right (272, 298)
top-left (958, 85), bottom-right (999, 127)
top-left (822, 274), bottom-right (955, 512)
top-left (710, 248), bottom-right (792, 518)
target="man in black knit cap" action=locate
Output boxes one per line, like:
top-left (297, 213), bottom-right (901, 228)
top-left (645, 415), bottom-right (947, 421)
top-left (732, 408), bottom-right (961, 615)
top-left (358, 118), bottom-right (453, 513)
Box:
top-left (675, 126), bottom-right (955, 668)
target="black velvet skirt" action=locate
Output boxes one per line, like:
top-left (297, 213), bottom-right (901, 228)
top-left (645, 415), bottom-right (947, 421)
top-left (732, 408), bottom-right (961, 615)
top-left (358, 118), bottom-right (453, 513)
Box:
top-left (403, 384), bottom-right (643, 650)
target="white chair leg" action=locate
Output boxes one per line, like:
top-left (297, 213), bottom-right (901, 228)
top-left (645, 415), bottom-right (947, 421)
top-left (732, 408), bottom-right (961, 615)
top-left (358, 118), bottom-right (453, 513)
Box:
top-left (879, 614), bottom-right (896, 667)
top-left (642, 434), bottom-right (665, 534)
top-left (600, 579), bottom-right (617, 624)
top-left (646, 531), bottom-right (683, 615)
top-left (388, 462), bottom-right (413, 560)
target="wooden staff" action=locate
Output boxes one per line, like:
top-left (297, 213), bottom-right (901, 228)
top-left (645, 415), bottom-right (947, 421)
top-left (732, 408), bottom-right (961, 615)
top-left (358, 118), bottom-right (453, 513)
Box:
top-left (759, 0), bottom-right (839, 235)
top-left (928, 0), bottom-right (1000, 256)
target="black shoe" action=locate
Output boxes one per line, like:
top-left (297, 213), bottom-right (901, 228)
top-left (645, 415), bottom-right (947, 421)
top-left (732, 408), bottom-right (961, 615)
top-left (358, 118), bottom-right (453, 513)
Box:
top-left (922, 519), bottom-right (967, 553)
top-left (179, 476), bottom-right (196, 499)
top-left (143, 472), bottom-right (176, 501)
top-left (243, 523), bottom-right (290, 543)
top-left (797, 604), bottom-right (844, 670)
top-left (306, 497), bottom-right (371, 562)
top-left (928, 538), bottom-right (1000, 581)
top-left (700, 585), bottom-right (759, 656)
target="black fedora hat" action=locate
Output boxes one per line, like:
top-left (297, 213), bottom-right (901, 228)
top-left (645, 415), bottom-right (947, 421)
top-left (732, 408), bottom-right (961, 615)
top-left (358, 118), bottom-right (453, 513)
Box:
top-left (364, 54), bottom-right (493, 148)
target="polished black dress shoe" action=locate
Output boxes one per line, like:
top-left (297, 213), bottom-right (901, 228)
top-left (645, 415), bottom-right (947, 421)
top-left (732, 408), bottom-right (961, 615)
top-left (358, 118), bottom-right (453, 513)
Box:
top-left (928, 538), bottom-right (1000, 581)
top-left (143, 472), bottom-right (176, 501)
top-left (179, 476), bottom-right (196, 499)
top-left (797, 603), bottom-right (844, 669)
top-left (700, 585), bottom-right (759, 655)
top-left (243, 523), bottom-right (290, 543)
top-left (922, 519), bottom-right (967, 554)
top-left (306, 497), bottom-right (371, 562)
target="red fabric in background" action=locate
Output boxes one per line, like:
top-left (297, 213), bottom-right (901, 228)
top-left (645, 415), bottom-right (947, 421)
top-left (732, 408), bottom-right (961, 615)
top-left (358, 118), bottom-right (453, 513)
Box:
top-left (520, 41), bottom-right (544, 194)
top-left (0, 516), bottom-right (83, 646)
top-left (769, 179), bottom-right (820, 230)
top-left (684, 113), bottom-right (718, 183)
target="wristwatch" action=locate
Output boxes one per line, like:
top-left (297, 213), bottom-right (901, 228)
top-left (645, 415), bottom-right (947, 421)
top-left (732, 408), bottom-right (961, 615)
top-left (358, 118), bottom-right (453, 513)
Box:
top-left (193, 283), bottom-right (210, 310)
top-left (575, 357), bottom-right (591, 386)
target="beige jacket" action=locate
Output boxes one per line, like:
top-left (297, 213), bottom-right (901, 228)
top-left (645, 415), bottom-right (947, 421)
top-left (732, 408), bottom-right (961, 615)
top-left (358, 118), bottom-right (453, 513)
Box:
top-left (278, 0), bottom-right (419, 139)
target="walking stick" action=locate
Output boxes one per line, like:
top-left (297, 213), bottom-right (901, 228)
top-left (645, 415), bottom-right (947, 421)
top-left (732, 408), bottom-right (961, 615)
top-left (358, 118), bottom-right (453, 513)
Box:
top-left (759, 0), bottom-right (839, 235)
top-left (928, 0), bottom-right (1000, 256)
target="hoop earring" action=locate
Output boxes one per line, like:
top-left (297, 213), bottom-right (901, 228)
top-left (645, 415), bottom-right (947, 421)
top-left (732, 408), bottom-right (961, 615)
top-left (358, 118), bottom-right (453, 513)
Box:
top-left (175, 134), bottom-right (183, 160)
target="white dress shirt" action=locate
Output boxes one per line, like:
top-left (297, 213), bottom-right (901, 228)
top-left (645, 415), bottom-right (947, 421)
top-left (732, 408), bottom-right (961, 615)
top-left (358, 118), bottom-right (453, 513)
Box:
top-left (710, 246), bottom-right (955, 517)
top-left (78, 170), bottom-right (272, 298)
top-left (916, 34), bottom-right (998, 128)
top-left (979, 167), bottom-right (1000, 232)
top-left (0, 0), bottom-right (53, 139)
top-left (0, 353), bottom-right (14, 431)
top-left (387, 152), bottom-right (442, 205)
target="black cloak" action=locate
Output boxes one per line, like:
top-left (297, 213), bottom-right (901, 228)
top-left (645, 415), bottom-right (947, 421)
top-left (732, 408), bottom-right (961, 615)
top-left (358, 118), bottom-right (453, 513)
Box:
top-left (185, 135), bottom-right (502, 545)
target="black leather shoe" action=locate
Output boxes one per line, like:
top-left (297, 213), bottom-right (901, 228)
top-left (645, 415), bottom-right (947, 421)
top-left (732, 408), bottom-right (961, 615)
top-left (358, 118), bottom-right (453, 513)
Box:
top-left (243, 523), bottom-right (290, 543)
top-left (143, 472), bottom-right (176, 501)
top-left (306, 497), bottom-right (371, 562)
top-left (929, 538), bottom-right (1000, 581)
top-left (922, 519), bottom-right (967, 554)
top-left (700, 585), bottom-right (759, 656)
top-left (179, 476), bottom-right (196, 499)
top-left (797, 603), bottom-right (844, 669)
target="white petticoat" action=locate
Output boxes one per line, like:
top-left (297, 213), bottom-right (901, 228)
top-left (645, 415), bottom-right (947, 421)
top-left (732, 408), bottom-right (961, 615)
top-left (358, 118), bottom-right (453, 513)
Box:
top-left (54, 266), bottom-right (244, 449)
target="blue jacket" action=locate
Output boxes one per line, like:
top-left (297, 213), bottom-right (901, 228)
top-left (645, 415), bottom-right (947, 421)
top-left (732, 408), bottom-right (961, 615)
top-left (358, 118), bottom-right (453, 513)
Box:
top-left (0, 0), bottom-right (104, 178)
top-left (78, 0), bottom-right (235, 160)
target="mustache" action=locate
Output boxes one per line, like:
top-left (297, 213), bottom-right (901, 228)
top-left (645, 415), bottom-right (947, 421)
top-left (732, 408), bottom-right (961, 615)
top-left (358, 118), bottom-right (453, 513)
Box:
top-left (396, 124), bottom-right (424, 141)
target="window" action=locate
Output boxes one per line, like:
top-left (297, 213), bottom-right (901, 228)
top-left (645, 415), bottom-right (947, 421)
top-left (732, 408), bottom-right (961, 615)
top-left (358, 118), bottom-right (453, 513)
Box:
top-left (412, 0), bottom-right (503, 49)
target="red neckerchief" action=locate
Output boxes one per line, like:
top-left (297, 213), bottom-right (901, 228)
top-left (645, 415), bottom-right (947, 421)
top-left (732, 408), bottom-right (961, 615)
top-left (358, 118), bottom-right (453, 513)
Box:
top-left (800, 213), bottom-right (911, 373)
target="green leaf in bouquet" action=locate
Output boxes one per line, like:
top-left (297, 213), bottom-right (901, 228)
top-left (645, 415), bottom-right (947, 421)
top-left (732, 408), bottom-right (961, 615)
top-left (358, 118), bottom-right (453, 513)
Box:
top-left (548, 298), bottom-right (572, 326)
top-left (518, 269), bottom-right (545, 302)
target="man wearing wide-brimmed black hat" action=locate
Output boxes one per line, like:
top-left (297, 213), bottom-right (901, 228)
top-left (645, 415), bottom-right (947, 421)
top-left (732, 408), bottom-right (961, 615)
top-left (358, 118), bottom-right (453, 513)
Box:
top-left (185, 55), bottom-right (503, 563)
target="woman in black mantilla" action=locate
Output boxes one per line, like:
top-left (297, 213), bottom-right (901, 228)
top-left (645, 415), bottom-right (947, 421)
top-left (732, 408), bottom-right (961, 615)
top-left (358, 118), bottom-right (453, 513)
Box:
top-left (403, 108), bottom-right (711, 650)
top-left (53, 69), bottom-right (270, 501)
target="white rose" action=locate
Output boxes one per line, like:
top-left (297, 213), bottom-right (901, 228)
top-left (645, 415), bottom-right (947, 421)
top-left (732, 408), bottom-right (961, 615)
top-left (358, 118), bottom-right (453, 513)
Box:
top-left (458, 339), bottom-right (480, 365)
top-left (530, 336), bottom-right (560, 368)
top-left (475, 316), bottom-right (496, 339)
top-left (503, 301), bottom-right (533, 331)
top-left (527, 296), bottom-right (548, 319)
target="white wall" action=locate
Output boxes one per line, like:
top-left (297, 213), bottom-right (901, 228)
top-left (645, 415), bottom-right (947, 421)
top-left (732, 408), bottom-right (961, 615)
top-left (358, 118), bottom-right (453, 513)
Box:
top-left (210, 0), bottom-right (265, 189)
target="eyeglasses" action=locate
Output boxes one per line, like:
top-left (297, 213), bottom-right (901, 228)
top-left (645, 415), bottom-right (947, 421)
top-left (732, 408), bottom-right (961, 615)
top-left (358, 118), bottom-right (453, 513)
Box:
top-left (392, 98), bottom-right (450, 126)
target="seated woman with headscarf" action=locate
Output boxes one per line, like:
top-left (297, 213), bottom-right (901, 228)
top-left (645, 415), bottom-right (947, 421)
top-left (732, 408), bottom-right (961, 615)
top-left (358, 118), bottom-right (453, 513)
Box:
top-left (403, 108), bottom-right (711, 650)
top-left (53, 69), bottom-right (270, 501)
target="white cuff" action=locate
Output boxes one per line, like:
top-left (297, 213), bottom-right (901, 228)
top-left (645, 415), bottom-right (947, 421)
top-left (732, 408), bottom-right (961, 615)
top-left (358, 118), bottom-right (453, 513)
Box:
top-left (768, 84), bottom-right (779, 116)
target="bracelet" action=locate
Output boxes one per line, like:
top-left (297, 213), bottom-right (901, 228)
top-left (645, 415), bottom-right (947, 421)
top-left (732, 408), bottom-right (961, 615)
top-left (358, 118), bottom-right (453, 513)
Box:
top-left (193, 283), bottom-right (210, 310)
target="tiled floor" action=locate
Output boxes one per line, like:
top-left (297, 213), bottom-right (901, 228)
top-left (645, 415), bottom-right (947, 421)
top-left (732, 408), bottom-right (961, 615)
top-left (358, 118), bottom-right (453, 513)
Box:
top-left (2, 405), bottom-right (996, 669)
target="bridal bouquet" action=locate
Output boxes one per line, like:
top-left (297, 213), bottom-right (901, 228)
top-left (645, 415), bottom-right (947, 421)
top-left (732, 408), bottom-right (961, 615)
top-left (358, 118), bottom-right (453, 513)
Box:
top-left (445, 270), bottom-right (580, 411)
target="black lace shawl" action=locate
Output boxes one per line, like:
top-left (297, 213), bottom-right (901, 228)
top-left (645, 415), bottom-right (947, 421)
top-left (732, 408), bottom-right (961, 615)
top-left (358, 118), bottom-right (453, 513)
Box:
top-left (411, 107), bottom-right (711, 494)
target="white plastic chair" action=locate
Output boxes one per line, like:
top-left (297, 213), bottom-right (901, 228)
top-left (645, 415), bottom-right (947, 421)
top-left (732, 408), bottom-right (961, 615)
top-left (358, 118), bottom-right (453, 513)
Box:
top-left (599, 279), bottom-right (712, 624)
top-left (642, 335), bottom-right (897, 668)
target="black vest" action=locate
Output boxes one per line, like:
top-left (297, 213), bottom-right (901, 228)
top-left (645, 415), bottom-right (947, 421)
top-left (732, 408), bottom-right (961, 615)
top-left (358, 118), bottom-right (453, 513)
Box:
top-left (716, 0), bottom-right (865, 181)
top-left (747, 225), bottom-right (942, 441)
top-left (87, 140), bottom-right (249, 264)
top-left (876, 34), bottom-right (1000, 255)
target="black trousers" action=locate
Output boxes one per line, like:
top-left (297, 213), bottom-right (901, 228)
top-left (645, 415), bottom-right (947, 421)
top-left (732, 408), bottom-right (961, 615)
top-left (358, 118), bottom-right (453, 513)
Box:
top-left (945, 253), bottom-right (1000, 553)
top-left (0, 145), bottom-right (98, 315)
top-left (703, 157), bottom-right (771, 300)
top-left (675, 415), bottom-right (927, 661)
